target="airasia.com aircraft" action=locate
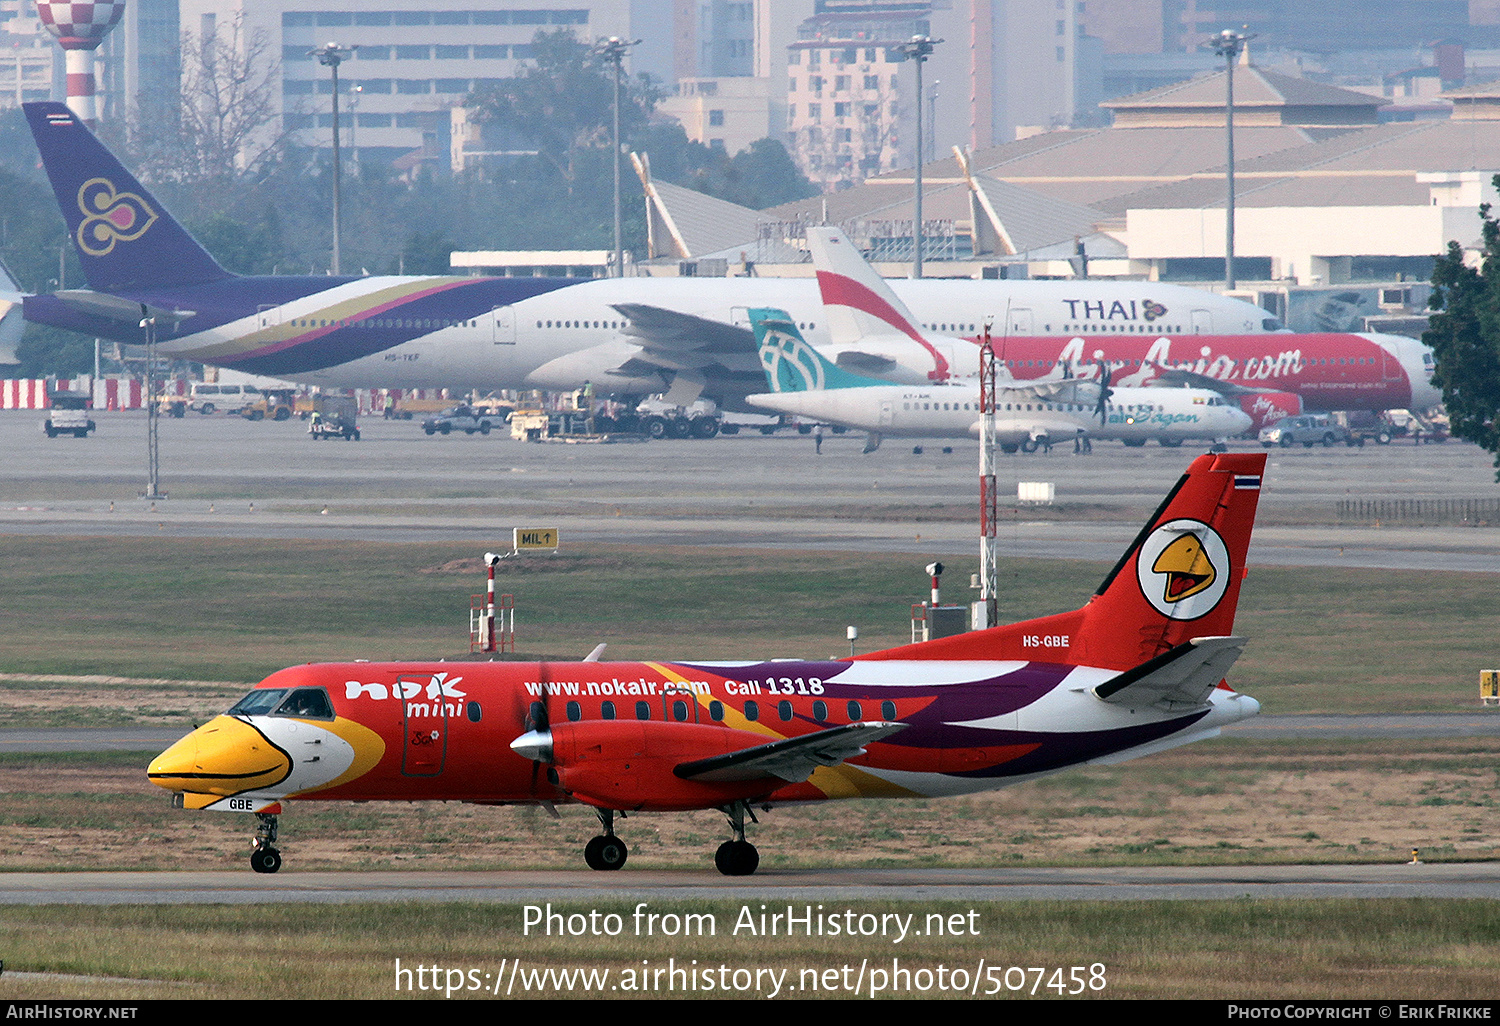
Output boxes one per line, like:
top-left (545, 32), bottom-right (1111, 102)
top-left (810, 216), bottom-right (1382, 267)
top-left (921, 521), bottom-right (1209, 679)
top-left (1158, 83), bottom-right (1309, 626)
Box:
top-left (149, 452), bottom-right (1265, 875)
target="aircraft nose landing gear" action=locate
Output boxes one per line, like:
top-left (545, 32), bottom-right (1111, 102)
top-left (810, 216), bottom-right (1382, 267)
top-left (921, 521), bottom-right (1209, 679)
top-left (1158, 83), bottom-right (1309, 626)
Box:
top-left (250, 812), bottom-right (282, 874)
top-left (715, 801), bottom-right (759, 876)
top-left (583, 808), bottom-right (628, 870)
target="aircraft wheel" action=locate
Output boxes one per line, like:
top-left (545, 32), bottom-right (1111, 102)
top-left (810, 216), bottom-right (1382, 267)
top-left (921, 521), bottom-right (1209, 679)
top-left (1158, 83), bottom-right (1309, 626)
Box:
top-left (690, 417), bottom-right (719, 439)
top-left (667, 418), bottom-right (692, 439)
top-left (714, 840), bottom-right (759, 876)
top-left (641, 416), bottom-right (668, 440)
top-left (1020, 438), bottom-right (1038, 453)
top-left (584, 835), bottom-right (628, 871)
top-left (250, 846), bottom-right (282, 874)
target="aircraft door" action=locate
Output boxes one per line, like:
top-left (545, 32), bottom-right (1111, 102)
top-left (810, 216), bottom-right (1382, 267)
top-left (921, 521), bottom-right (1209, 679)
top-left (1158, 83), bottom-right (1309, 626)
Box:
top-left (1007, 308), bottom-right (1032, 335)
top-left (1190, 309), bottom-right (1212, 333)
top-left (1382, 347), bottom-right (1403, 382)
top-left (398, 674), bottom-right (448, 777)
top-left (879, 398), bottom-right (894, 426)
top-left (256, 304), bottom-right (281, 331)
top-left (492, 305), bottom-right (517, 345)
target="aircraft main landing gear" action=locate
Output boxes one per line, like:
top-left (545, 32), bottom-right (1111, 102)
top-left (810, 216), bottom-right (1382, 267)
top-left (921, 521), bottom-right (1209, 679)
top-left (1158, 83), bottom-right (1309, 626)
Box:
top-left (583, 808), bottom-right (628, 870)
top-left (715, 801), bottom-right (759, 876)
top-left (250, 812), bottom-right (282, 874)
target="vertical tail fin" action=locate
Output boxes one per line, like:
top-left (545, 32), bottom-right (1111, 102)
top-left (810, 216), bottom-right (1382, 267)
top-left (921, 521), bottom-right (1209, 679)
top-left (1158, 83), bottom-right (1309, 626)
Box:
top-left (806, 226), bottom-right (950, 381)
top-left (23, 102), bottom-right (230, 292)
top-left (860, 452), bottom-right (1267, 670)
top-left (748, 307), bottom-right (889, 392)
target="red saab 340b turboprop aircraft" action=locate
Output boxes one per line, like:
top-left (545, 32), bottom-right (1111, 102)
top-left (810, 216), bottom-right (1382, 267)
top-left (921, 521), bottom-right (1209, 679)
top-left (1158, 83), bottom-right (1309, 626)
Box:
top-left (149, 452), bottom-right (1266, 875)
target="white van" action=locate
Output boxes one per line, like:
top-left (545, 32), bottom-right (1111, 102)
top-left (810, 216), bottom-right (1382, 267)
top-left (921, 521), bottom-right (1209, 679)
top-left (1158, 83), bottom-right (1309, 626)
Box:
top-left (188, 382), bottom-right (261, 415)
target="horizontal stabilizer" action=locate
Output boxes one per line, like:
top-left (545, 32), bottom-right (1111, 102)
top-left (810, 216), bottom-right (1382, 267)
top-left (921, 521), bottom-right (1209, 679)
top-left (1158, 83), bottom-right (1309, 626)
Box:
top-left (675, 721), bottom-right (906, 783)
top-left (56, 290), bottom-right (196, 325)
top-left (1094, 635), bottom-right (1245, 709)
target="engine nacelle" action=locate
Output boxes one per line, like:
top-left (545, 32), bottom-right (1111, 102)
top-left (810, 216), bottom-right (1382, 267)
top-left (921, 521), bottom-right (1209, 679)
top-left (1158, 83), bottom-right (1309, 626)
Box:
top-left (549, 720), bottom-right (780, 811)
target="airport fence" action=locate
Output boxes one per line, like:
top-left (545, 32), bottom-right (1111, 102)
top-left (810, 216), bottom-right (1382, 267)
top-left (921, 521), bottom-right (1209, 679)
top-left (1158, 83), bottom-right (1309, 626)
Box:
top-left (1335, 498), bottom-right (1500, 526)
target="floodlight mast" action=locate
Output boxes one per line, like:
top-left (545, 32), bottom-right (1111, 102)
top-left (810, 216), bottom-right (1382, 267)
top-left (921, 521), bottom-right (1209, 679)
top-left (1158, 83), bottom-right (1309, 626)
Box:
top-left (1212, 27), bottom-right (1253, 290)
top-left (896, 35), bottom-right (942, 278)
top-left (311, 42), bottom-right (357, 275)
top-left (594, 36), bottom-right (640, 279)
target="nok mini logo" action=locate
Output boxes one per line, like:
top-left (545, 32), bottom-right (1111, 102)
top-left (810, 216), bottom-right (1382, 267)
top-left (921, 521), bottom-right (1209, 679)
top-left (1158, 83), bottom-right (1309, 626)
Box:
top-left (758, 327), bottom-right (825, 392)
top-left (76, 177), bottom-right (158, 256)
top-left (1135, 519), bottom-right (1231, 620)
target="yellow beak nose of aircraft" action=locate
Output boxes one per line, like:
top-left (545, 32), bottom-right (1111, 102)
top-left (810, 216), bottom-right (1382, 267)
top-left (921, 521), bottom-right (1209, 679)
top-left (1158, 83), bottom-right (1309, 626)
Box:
top-left (147, 715), bottom-right (292, 796)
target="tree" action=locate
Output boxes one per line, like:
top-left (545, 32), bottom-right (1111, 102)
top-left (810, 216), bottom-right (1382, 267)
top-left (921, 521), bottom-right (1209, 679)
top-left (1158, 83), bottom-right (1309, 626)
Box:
top-left (1424, 187), bottom-right (1500, 479)
top-left (127, 13), bottom-right (286, 187)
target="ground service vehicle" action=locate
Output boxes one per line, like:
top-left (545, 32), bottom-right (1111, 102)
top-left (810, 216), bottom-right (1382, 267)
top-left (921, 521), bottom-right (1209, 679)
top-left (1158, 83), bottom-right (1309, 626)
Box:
top-left (42, 391), bottom-right (94, 437)
top-left (308, 395), bottom-right (359, 440)
top-left (422, 405), bottom-right (495, 436)
top-left (1258, 414), bottom-right (1356, 448)
top-left (149, 452), bottom-right (1266, 876)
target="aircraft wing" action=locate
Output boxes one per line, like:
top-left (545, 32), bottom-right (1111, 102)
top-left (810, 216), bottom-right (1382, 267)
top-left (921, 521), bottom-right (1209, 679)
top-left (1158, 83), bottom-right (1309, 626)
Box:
top-left (1150, 366), bottom-right (1277, 397)
top-left (1093, 635), bottom-right (1245, 710)
top-left (54, 289), bottom-right (197, 325)
top-left (613, 302), bottom-right (754, 356)
top-left (1005, 378), bottom-right (1103, 404)
top-left (675, 721), bottom-right (908, 783)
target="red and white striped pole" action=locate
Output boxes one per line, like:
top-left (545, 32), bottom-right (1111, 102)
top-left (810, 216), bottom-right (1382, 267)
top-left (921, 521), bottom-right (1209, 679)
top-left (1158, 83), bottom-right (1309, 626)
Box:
top-left (483, 552), bottom-right (500, 652)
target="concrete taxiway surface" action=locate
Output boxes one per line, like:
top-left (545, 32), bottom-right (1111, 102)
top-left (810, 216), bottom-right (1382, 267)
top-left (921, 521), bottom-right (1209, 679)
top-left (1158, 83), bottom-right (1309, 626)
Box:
top-left (0, 864), bottom-right (1492, 904)
top-left (3, 410), bottom-right (1500, 571)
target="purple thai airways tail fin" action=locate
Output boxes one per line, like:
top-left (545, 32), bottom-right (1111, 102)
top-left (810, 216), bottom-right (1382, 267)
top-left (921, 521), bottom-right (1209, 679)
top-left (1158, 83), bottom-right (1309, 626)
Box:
top-left (24, 102), bottom-right (231, 292)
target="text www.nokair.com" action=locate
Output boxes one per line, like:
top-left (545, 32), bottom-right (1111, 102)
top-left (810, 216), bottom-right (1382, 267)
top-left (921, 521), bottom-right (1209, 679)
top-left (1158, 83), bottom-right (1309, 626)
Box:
top-left (395, 958), bottom-right (1107, 998)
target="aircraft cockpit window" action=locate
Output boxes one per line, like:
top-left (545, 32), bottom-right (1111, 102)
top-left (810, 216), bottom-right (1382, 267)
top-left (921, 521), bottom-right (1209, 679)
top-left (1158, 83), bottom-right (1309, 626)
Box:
top-left (1262, 317), bottom-right (1284, 331)
top-left (273, 688), bottom-right (334, 719)
top-left (228, 689), bottom-right (288, 716)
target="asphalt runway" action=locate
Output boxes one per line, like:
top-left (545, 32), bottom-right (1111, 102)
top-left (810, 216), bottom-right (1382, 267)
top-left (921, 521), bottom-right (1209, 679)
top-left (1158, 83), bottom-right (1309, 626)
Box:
top-left (1, 863), bottom-right (1493, 904)
top-left (4, 410), bottom-right (1500, 571)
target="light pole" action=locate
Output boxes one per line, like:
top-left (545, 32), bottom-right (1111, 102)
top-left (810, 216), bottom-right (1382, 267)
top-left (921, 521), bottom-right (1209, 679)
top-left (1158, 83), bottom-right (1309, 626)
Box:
top-left (896, 35), bottom-right (941, 278)
top-left (311, 42), bottom-right (356, 275)
top-left (1212, 27), bottom-right (1251, 291)
top-left (593, 36), bottom-right (639, 279)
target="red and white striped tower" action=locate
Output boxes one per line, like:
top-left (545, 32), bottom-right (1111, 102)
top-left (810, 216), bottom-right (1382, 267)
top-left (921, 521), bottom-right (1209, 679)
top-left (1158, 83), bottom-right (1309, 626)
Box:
top-left (978, 322), bottom-right (999, 629)
top-left (34, 1), bottom-right (126, 126)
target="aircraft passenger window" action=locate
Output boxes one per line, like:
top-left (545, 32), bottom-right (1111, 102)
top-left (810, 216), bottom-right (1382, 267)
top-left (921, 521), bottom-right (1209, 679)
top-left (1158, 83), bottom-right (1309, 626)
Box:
top-left (778, 700), bottom-right (793, 722)
top-left (601, 701), bottom-right (616, 720)
top-left (709, 701), bottom-right (724, 721)
top-left (566, 701), bottom-right (581, 722)
top-left (273, 688), bottom-right (333, 719)
top-left (881, 700), bottom-right (896, 720)
top-left (635, 701), bottom-right (651, 720)
top-left (672, 700), bottom-right (688, 722)
top-left (744, 700), bottom-right (759, 721)
top-left (466, 702), bottom-right (482, 723)
top-left (813, 700), bottom-right (827, 721)
top-left (228, 689), bottom-right (288, 716)
top-left (847, 701), bottom-right (862, 720)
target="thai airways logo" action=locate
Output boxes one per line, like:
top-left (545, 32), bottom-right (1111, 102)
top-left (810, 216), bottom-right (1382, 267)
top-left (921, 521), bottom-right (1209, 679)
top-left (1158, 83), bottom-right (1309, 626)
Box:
top-left (1142, 300), bottom-right (1168, 322)
top-left (76, 177), bottom-right (158, 256)
top-left (758, 325), bottom-right (825, 392)
top-left (1136, 519), bottom-right (1230, 620)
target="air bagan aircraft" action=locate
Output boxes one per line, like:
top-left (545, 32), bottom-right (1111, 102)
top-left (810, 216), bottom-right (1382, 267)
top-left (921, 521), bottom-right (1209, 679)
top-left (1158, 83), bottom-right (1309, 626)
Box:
top-left (745, 308), bottom-right (1252, 452)
top-left (148, 452), bottom-right (1266, 876)
top-left (17, 101), bottom-right (1287, 406)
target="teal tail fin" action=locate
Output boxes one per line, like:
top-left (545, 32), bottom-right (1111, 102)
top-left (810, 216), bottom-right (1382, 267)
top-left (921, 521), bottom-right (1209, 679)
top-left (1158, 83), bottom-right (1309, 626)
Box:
top-left (748, 307), bottom-right (888, 393)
